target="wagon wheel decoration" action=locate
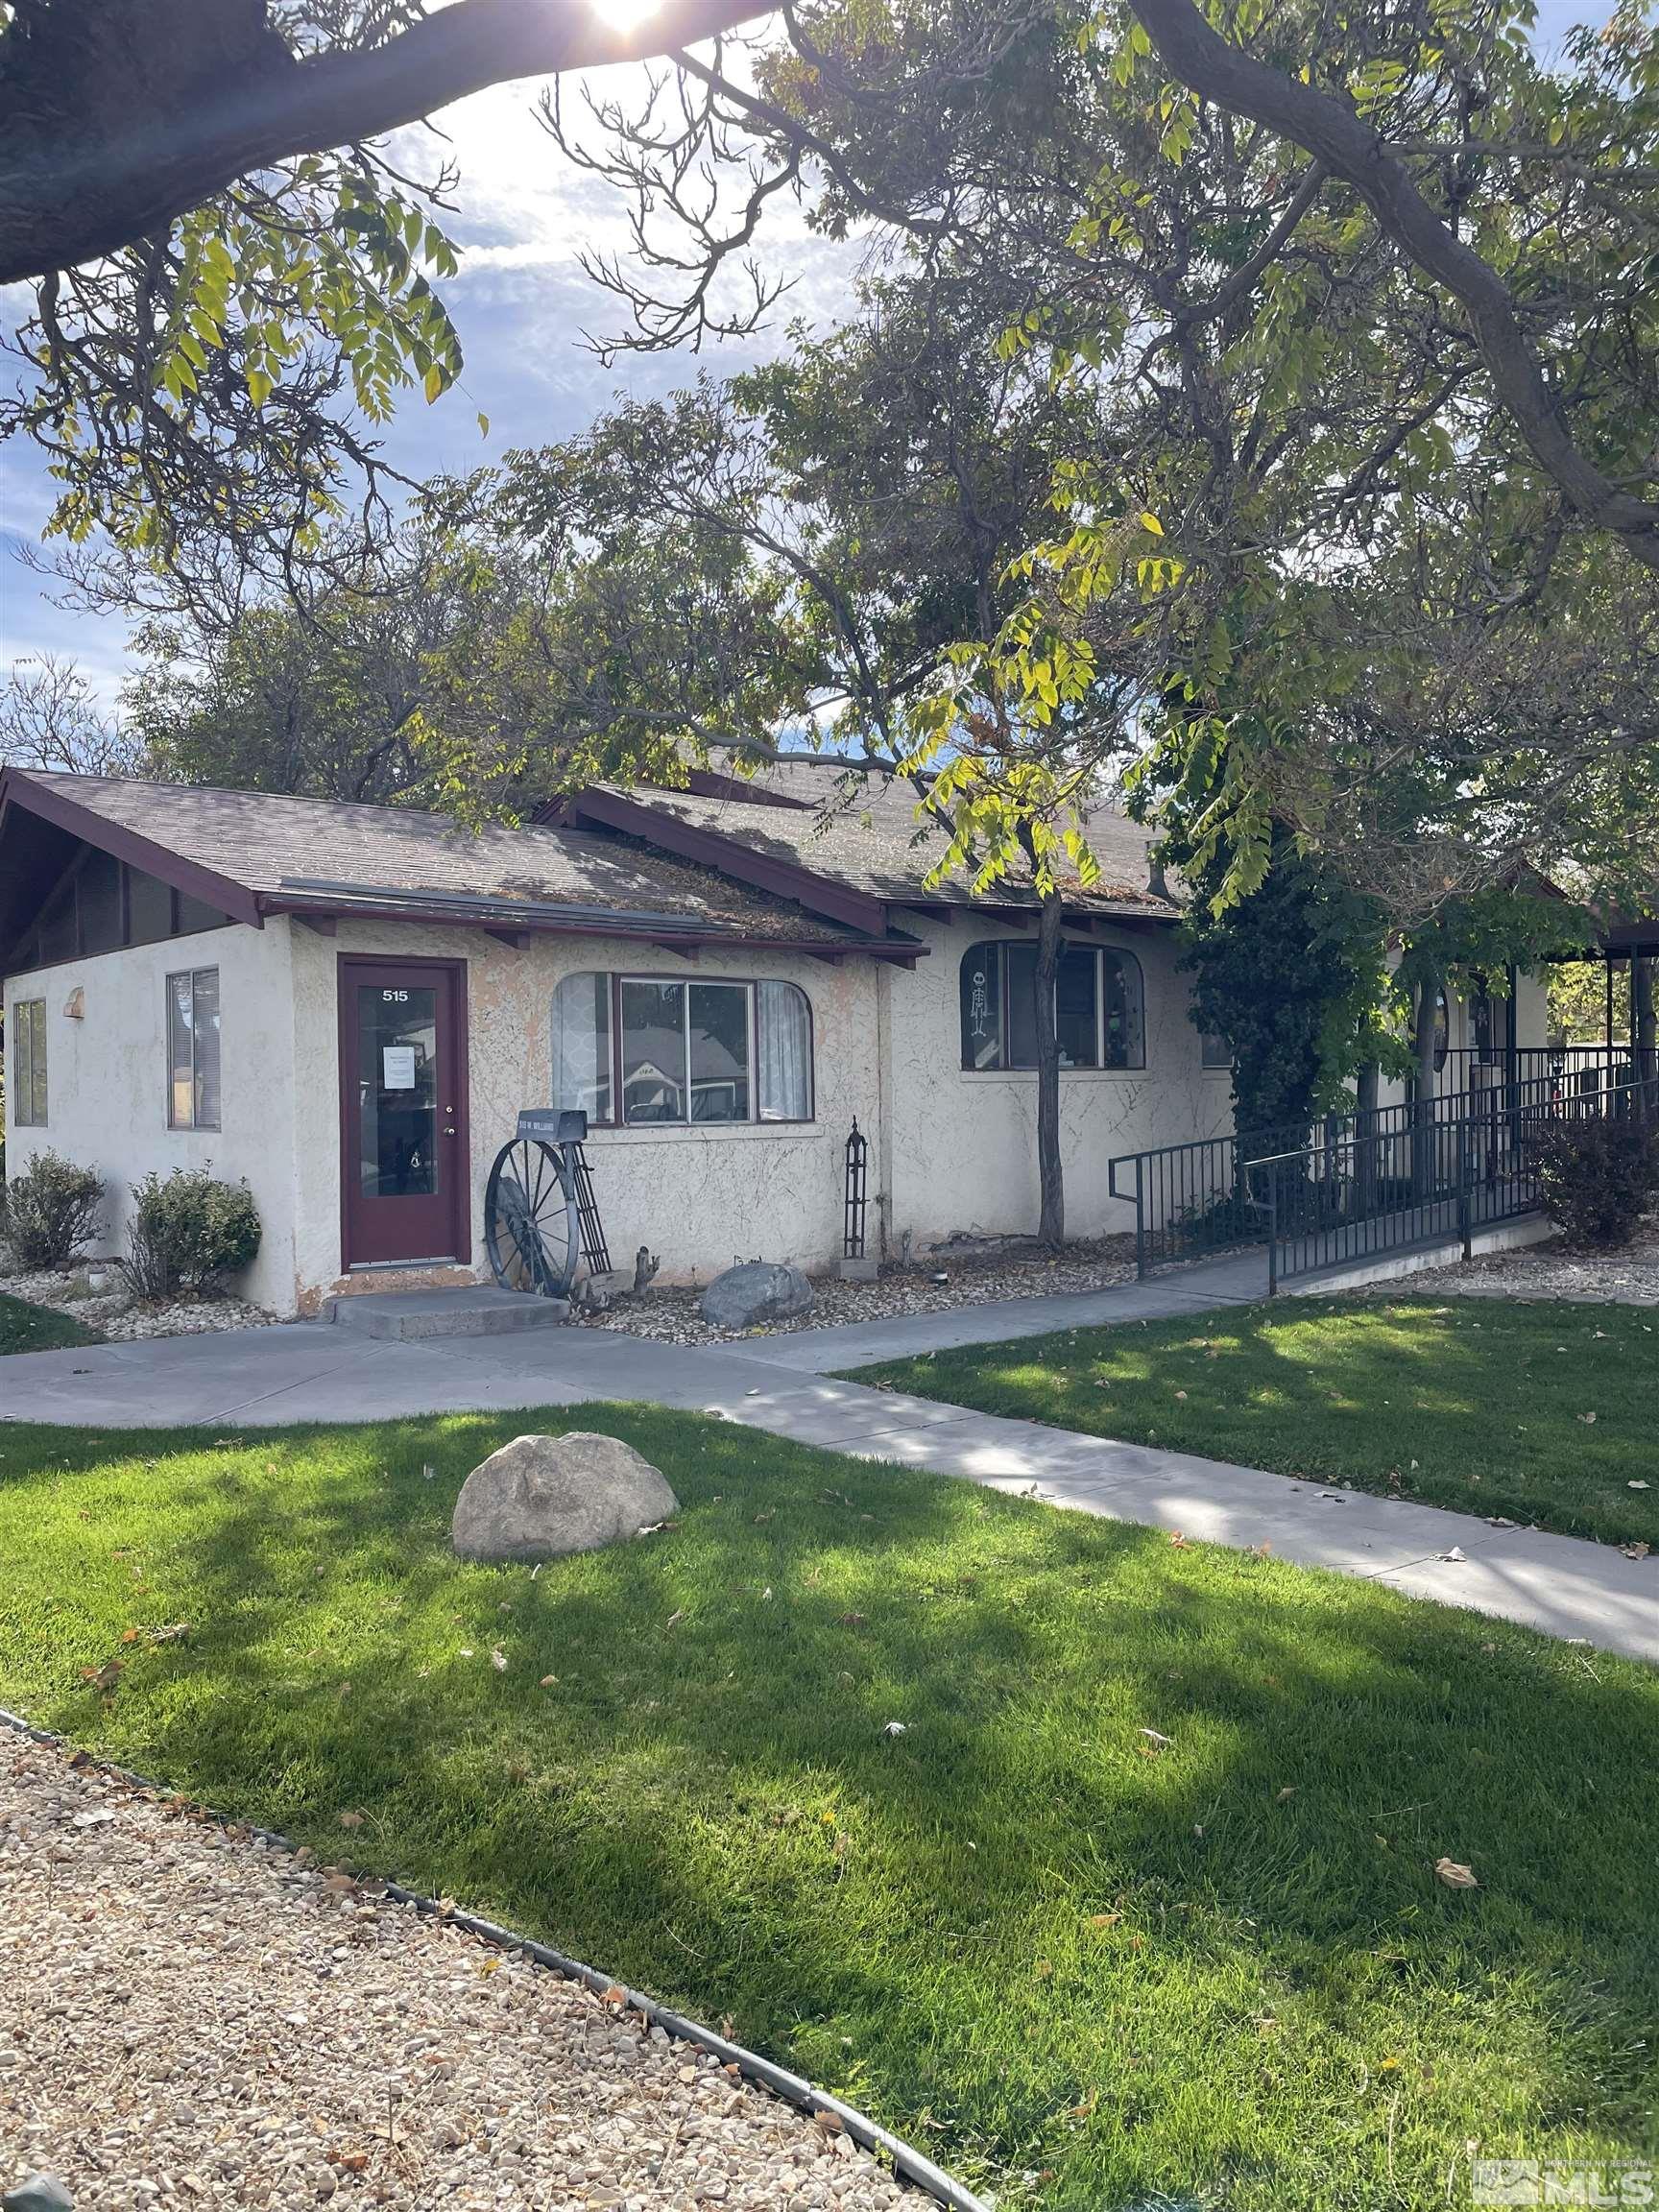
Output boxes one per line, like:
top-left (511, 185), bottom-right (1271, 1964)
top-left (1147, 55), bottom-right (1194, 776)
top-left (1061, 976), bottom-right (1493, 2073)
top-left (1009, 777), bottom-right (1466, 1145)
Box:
top-left (484, 1139), bottom-right (579, 1297)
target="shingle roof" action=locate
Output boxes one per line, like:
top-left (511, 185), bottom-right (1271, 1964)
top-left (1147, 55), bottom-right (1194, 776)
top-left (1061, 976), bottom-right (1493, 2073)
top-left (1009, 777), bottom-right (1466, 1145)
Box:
top-left (580, 759), bottom-right (1176, 917)
top-left (3, 771), bottom-right (903, 949)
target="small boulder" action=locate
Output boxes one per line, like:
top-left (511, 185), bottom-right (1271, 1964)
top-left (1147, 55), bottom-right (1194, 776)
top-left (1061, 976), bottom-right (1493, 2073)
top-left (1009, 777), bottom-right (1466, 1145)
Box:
top-left (699, 1261), bottom-right (814, 1330)
top-left (450, 1432), bottom-right (679, 1562)
top-left (4, 2178), bottom-right (74, 2212)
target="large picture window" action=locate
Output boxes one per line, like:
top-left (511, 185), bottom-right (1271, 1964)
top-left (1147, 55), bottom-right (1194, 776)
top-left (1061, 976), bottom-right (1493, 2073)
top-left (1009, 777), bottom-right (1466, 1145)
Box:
top-left (552, 973), bottom-right (813, 1127)
top-left (167, 968), bottom-right (221, 1129)
top-left (958, 941), bottom-right (1144, 1072)
top-left (11, 999), bottom-right (47, 1125)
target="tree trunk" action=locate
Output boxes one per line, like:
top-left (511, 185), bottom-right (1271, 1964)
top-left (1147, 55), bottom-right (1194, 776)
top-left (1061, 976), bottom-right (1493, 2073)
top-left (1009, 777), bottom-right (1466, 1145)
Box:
top-left (1637, 955), bottom-right (1657, 1122)
top-left (1034, 889), bottom-right (1065, 1252)
top-left (1411, 974), bottom-right (1441, 1200)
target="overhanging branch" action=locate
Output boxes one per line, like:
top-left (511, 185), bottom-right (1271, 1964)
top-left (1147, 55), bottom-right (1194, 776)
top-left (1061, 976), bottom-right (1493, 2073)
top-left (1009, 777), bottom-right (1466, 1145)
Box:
top-left (1125, 0), bottom-right (1659, 570)
top-left (0, 0), bottom-right (772, 287)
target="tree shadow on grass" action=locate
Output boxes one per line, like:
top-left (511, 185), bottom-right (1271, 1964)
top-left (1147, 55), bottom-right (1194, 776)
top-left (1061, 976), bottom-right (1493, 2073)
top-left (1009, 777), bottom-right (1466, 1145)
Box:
top-left (2, 1406), bottom-right (1657, 2211)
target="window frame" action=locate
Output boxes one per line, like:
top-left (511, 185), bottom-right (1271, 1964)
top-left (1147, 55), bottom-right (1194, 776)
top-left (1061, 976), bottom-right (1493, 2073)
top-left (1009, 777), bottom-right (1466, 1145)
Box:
top-left (553, 971), bottom-right (815, 1131)
top-left (958, 940), bottom-right (1146, 1075)
top-left (11, 998), bottom-right (48, 1126)
top-left (165, 966), bottom-right (222, 1132)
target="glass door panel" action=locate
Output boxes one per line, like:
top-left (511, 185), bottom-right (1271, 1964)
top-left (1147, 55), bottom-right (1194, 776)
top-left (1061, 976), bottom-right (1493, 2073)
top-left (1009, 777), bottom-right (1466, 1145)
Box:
top-left (356, 985), bottom-right (440, 1197)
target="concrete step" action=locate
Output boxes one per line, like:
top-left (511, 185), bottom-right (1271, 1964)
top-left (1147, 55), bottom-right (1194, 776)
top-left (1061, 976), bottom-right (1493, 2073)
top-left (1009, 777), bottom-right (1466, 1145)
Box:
top-left (325, 1286), bottom-right (571, 1339)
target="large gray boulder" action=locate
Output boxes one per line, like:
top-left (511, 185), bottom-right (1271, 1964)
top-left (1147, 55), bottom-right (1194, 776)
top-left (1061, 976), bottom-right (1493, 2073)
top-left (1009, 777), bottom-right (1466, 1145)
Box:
top-left (699, 1260), bottom-right (814, 1330)
top-left (450, 1432), bottom-right (678, 1562)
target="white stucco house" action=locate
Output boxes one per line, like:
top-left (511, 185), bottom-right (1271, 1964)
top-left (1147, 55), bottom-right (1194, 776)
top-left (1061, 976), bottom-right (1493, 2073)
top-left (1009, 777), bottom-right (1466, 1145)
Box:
top-left (0, 760), bottom-right (1549, 1316)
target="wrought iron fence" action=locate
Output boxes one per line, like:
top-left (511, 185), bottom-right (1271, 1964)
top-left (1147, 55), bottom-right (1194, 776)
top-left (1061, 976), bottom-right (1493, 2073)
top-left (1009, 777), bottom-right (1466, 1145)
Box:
top-left (1250, 1077), bottom-right (1641, 1291)
top-left (1436, 1044), bottom-right (1635, 1097)
top-left (1106, 1117), bottom-right (1317, 1277)
top-left (1109, 1072), bottom-right (1647, 1283)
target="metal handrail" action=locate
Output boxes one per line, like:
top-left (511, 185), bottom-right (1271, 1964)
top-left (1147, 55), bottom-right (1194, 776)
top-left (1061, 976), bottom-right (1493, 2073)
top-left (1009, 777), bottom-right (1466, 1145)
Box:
top-left (1109, 1078), bottom-right (1561, 1281)
top-left (1249, 1077), bottom-right (1644, 1292)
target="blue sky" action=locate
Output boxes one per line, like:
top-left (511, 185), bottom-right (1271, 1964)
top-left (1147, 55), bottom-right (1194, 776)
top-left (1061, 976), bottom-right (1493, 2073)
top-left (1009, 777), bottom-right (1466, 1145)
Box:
top-left (0, 0), bottom-right (1595, 705)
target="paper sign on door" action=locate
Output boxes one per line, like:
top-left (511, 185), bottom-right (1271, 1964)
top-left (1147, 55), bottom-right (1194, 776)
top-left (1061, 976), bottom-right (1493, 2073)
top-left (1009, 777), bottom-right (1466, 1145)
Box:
top-left (382, 1046), bottom-right (417, 1090)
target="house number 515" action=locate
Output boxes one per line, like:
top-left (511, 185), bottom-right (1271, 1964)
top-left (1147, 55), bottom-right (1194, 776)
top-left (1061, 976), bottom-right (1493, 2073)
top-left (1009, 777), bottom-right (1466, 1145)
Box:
top-left (382, 989), bottom-right (409, 1002)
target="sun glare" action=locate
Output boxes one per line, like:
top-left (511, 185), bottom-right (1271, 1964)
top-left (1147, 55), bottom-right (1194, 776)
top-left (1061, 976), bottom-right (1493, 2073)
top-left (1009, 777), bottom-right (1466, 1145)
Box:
top-left (593, 0), bottom-right (663, 29)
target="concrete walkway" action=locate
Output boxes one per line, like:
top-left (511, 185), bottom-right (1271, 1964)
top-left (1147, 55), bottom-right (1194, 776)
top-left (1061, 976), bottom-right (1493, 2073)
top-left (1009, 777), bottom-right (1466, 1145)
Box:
top-left (2, 1254), bottom-right (1652, 1664)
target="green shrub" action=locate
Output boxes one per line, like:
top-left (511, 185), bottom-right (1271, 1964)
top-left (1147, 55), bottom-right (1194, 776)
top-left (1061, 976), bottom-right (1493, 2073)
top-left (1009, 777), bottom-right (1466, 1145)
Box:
top-left (1536, 1115), bottom-right (1659, 1250)
top-left (0, 1150), bottom-right (106, 1268)
top-left (121, 1168), bottom-right (262, 1300)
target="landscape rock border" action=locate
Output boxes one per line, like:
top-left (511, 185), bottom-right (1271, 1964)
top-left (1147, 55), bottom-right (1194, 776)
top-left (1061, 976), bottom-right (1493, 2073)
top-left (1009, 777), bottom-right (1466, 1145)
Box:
top-left (0, 1704), bottom-right (988, 2212)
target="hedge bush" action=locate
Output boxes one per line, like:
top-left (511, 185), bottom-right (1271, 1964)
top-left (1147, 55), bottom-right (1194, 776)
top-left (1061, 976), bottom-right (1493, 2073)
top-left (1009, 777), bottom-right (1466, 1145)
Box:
top-left (121, 1168), bottom-right (262, 1300)
top-left (1536, 1116), bottom-right (1659, 1250)
top-left (0, 1150), bottom-right (106, 1269)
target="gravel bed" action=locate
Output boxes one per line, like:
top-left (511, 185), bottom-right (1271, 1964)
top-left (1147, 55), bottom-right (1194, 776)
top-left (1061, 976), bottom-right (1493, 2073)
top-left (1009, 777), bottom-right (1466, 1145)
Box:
top-left (0, 1729), bottom-right (919, 2212)
top-left (1367, 1219), bottom-right (1659, 1308)
top-left (584, 1238), bottom-right (1139, 1346)
top-left (0, 1260), bottom-right (276, 1343)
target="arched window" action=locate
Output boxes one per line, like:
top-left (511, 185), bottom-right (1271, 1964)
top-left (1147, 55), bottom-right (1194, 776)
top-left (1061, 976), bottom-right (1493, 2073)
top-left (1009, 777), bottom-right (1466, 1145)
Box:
top-left (552, 971), bottom-right (814, 1127)
top-left (960, 941), bottom-right (1145, 1071)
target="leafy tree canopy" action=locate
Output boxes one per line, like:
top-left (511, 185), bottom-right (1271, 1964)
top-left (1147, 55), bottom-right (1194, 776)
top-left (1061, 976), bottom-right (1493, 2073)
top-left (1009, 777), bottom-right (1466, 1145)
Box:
top-left (543, 0), bottom-right (1659, 912)
top-left (0, 0), bottom-right (760, 589)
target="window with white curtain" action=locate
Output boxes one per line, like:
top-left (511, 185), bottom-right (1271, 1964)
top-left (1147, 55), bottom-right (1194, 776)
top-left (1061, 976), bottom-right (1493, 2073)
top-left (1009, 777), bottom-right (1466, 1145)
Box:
top-left (552, 973), bottom-right (813, 1127)
top-left (959, 942), bottom-right (1145, 1071)
top-left (757, 979), bottom-right (812, 1120)
top-left (552, 971), bottom-right (613, 1123)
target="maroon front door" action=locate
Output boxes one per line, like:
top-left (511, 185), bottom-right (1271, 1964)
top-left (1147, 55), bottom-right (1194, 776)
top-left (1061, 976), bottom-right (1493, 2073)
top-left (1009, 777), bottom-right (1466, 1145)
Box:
top-left (340, 959), bottom-right (469, 1268)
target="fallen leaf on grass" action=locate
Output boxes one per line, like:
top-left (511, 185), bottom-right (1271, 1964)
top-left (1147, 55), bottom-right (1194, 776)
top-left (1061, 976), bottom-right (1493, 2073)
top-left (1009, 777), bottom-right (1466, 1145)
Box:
top-left (665, 1609), bottom-right (685, 1629)
top-left (1087, 1911), bottom-right (1122, 1930)
top-left (1579, 1411), bottom-right (1598, 1425)
top-left (1138, 1727), bottom-right (1172, 1750)
top-left (1167, 1531), bottom-right (1189, 1549)
top-left (1629, 1480), bottom-right (1651, 1491)
top-left (490, 1646), bottom-right (508, 1671)
top-left (1275, 1786), bottom-right (1298, 1803)
top-left (836, 1611), bottom-right (869, 1628)
top-left (539, 1674), bottom-right (559, 1688)
top-left (337, 1811), bottom-right (365, 1831)
top-left (881, 1720), bottom-right (907, 1739)
top-left (79, 1659), bottom-right (123, 1693)
top-left (1434, 1857), bottom-right (1479, 1890)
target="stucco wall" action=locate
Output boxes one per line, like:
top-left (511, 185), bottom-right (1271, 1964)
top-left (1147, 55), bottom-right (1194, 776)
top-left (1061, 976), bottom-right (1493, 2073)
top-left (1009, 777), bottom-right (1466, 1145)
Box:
top-left (3, 922), bottom-right (299, 1310)
top-left (286, 920), bottom-right (884, 1304)
top-left (879, 920), bottom-right (1231, 1250)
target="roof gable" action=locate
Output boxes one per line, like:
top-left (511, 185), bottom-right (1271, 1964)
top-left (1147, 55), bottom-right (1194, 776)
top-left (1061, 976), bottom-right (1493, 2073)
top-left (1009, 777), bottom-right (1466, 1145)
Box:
top-left (0, 769), bottom-right (927, 966)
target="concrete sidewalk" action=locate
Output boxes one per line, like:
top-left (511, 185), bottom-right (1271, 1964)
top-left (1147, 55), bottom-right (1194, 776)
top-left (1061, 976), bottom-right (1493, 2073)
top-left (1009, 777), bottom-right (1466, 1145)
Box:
top-left (2, 1257), bottom-right (1652, 1664)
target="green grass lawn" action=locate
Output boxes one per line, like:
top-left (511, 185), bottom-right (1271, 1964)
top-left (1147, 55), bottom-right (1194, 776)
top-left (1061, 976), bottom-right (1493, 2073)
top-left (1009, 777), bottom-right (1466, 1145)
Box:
top-left (848, 1296), bottom-right (1659, 1550)
top-left (2, 1410), bottom-right (1656, 2210)
top-left (0, 1288), bottom-right (102, 1356)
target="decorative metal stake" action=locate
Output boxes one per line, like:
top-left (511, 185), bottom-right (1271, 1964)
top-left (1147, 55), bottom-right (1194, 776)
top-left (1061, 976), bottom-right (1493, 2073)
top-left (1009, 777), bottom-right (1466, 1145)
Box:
top-left (843, 1117), bottom-right (869, 1261)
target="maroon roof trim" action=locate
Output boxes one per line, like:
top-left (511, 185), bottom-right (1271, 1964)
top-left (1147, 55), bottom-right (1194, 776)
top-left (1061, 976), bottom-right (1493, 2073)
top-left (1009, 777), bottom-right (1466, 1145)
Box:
top-left (566, 785), bottom-right (893, 937)
top-left (256, 891), bottom-right (928, 961)
top-left (0, 767), bottom-right (264, 931)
